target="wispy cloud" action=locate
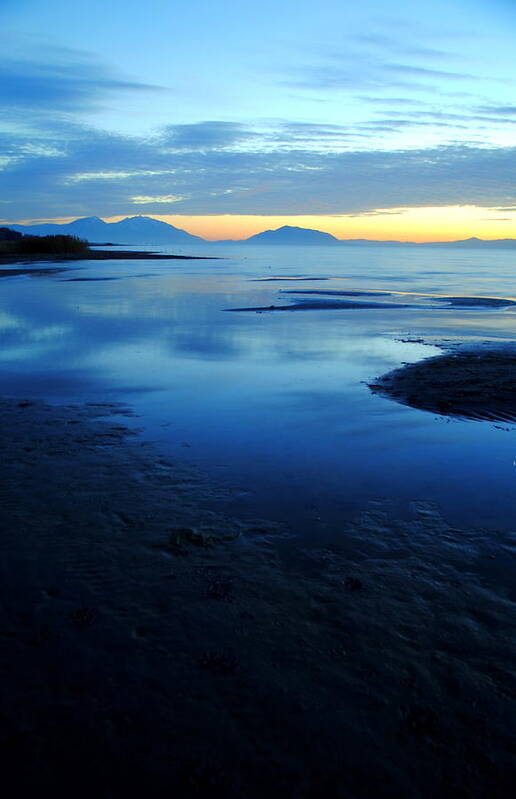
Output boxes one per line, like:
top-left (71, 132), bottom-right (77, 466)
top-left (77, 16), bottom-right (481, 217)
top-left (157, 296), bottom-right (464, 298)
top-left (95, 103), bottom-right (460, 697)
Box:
top-left (2, 112), bottom-right (516, 219)
top-left (1, 26), bottom-right (514, 223)
top-left (383, 63), bottom-right (476, 81)
top-left (356, 96), bottom-right (426, 106)
top-left (160, 121), bottom-right (256, 151)
top-left (477, 105), bottom-right (516, 115)
top-left (130, 194), bottom-right (183, 204)
top-left (0, 48), bottom-right (163, 114)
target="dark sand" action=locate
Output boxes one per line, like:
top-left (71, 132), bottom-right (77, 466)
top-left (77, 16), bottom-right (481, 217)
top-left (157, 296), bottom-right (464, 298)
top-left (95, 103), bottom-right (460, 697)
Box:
top-left (227, 300), bottom-right (411, 311)
top-left (429, 296), bottom-right (516, 308)
top-left (274, 289), bottom-right (516, 309)
top-left (281, 290), bottom-right (392, 297)
top-left (0, 249), bottom-right (217, 265)
top-left (370, 351), bottom-right (516, 422)
top-left (0, 266), bottom-right (70, 279)
top-left (1, 396), bottom-right (515, 797)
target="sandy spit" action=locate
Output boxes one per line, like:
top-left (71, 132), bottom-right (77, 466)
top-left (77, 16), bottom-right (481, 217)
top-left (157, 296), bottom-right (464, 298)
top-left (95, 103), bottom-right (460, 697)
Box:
top-left (370, 350), bottom-right (516, 422)
top-left (0, 399), bottom-right (515, 798)
top-left (0, 249), bottom-right (218, 265)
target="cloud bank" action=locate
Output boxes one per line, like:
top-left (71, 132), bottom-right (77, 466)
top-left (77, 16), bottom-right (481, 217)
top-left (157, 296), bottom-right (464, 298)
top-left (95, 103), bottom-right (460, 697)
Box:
top-left (1, 44), bottom-right (515, 221)
top-left (2, 115), bottom-right (516, 220)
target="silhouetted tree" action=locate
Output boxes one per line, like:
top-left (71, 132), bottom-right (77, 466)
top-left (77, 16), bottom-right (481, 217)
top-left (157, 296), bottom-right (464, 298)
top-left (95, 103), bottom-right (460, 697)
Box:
top-left (17, 235), bottom-right (89, 255)
top-left (0, 227), bottom-right (22, 241)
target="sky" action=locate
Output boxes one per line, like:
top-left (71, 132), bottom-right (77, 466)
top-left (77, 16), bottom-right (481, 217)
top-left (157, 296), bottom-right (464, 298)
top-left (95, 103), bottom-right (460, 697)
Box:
top-left (1, 0), bottom-right (515, 240)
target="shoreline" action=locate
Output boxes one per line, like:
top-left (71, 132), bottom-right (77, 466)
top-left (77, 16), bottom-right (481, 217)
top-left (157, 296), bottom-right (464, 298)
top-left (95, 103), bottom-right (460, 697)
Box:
top-left (0, 248), bottom-right (219, 265)
top-left (1, 395), bottom-right (515, 797)
top-left (370, 349), bottom-right (516, 422)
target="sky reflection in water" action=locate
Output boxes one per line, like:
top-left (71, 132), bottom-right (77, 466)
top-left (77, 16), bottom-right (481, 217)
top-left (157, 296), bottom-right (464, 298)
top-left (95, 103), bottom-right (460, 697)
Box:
top-left (1, 243), bottom-right (516, 539)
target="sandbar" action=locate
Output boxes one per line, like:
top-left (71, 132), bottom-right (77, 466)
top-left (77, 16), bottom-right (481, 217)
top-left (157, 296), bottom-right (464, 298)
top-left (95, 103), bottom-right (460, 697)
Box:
top-left (370, 350), bottom-right (516, 421)
top-left (0, 249), bottom-right (218, 265)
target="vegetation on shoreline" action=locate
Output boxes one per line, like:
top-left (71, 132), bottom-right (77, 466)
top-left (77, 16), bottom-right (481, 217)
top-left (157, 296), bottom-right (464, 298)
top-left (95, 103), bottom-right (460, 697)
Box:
top-left (0, 228), bottom-right (89, 256)
top-left (18, 234), bottom-right (89, 255)
top-left (0, 226), bottom-right (216, 263)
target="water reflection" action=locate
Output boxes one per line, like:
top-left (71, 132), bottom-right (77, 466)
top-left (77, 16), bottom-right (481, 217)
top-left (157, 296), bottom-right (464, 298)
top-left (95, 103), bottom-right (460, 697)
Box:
top-left (1, 245), bottom-right (516, 536)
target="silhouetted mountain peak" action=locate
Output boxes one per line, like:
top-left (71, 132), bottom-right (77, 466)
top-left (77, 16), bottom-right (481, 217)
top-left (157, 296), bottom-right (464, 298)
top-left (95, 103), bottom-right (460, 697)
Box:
top-left (7, 217), bottom-right (516, 249)
top-left (277, 225), bottom-right (318, 233)
top-left (117, 215), bottom-right (158, 225)
top-left (244, 225), bottom-right (340, 244)
top-left (9, 215), bottom-right (203, 244)
top-left (69, 216), bottom-right (106, 225)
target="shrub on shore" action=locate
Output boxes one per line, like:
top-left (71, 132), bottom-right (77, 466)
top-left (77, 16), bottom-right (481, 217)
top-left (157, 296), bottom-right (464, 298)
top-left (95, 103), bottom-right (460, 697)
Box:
top-left (0, 227), bottom-right (23, 242)
top-left (17, 234), bottom-right (90, 255)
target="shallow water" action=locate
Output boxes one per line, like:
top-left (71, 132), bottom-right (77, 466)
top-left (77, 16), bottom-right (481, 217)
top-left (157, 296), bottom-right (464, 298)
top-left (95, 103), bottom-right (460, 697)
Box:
top-left (2, 242), bottom-right (516, 538)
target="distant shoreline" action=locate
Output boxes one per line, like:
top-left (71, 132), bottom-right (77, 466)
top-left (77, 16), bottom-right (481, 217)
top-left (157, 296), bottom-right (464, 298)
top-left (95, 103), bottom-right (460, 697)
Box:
top-left (0, 248), bottom-right (219, 265)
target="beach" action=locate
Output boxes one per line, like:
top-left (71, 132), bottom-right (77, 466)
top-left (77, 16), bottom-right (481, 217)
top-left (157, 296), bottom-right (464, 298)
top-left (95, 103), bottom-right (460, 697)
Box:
top-left (370, 350), bottom-right (516, 422)
top-left (0, 249), bottom-right (218, 266)
top-left (5, 0), bottom-right (516, 791)
top-left (1, 244), bottom-right (516, 796)
top-left (1, 393), bottom-right (515, 797)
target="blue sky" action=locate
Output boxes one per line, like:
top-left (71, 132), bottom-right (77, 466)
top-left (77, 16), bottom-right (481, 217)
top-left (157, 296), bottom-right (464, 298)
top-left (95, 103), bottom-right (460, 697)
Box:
top-left (1, 0), bottom-right (515, 238)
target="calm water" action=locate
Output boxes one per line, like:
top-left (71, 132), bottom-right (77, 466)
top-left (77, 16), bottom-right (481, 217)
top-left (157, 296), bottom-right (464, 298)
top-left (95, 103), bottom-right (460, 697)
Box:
top-left (2, 243), bottom-right (516, 538)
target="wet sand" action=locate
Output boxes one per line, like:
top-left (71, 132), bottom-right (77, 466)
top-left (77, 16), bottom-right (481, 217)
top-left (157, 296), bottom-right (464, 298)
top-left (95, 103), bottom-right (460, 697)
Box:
top-left (227, 300), bottom-right (412, 311)
top-left (0, 249), bottom-right (217, 266)
top-left (1, 396), bottom-right (515, 797)
top-left (0, 266), bottom-right (70, 278)
top-left (370, 350), bottom-right (516, 422)
top-left (230, 288), bottom-right (516, 312)
top-left (281, 289), bottom-right (516, 308)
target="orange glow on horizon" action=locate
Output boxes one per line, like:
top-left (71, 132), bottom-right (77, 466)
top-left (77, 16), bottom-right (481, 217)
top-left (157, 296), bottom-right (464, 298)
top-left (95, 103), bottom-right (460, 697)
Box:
top-left (114, 206), bottom-right (516, 242)
top-left (5, 205), bottom-right (516, 242)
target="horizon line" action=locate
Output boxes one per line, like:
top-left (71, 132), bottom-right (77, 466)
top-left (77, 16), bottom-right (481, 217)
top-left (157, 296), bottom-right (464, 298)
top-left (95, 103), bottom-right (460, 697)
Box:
top-left (2, 213), bottom-right (516, 245)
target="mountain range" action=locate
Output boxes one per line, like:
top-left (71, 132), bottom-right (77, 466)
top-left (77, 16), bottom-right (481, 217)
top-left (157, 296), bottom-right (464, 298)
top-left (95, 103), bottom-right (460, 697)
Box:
top-left (6, 216), bottom-right (516, 249)
top-left (8, 216), bottom-right (204, 245)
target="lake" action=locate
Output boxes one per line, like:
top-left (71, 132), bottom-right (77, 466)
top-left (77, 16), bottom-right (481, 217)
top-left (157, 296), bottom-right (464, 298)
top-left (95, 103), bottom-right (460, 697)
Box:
top-left (2, 242), bottom-right (516, 541)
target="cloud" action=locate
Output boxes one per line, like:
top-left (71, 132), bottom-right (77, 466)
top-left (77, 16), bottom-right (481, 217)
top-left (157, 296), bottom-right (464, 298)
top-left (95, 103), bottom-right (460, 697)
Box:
top-left (281, 62), bottom-right (429, 93)
top-left (0, 38), bottom-right (514, 220)
top-left (278, 25), bottom-right (490, 98)
top-left (345, 209), bottom-right (406, 217)
top-left (130, 194), bottom-right (183, 204)
top-left (356, 96), bottom-right (426, 106)
top-left (1, 112), bottom-right (516, 219)
top-left (277, 18), bottom-right (514, 117)
top-left (477, 105), bottom-right (516, 115)
top-left (344, 108), bottom-right (516, 137)
top-left (353, 34), bottom-right (449, 61)
top-left (160, 121), bottom-right (256, 151)
top-left (0, 48), bottom-right (163, 114)
top-left (384, 63), bottom-right (476, 81)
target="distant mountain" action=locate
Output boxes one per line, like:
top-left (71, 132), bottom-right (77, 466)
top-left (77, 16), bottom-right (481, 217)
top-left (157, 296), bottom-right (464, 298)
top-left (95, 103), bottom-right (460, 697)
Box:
top-left (9, 216), bottom-right (204, 245)
top-left (234, 226), bottom-right (516, 248)
top-left (338, 239), bottom-right (410, 247)
top-left (243, 225), bottom-right (340, 245)
top-left (337, 237), bottom-right (516, 249)
top-left (5, 217), bottom-right (516, 249)
top-left (111, 216), bottom-right (205, 244)
top-left (421, 237), bottom-right (516, 249)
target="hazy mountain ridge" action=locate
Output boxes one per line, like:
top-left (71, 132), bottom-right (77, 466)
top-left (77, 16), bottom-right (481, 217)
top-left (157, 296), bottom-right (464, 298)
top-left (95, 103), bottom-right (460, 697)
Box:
top-left (242, 225), bottom-right (340, 245)
top-left (9, 216), bottom-right (204, 245)
top-left (6, 217), bottom-right (516, 248)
